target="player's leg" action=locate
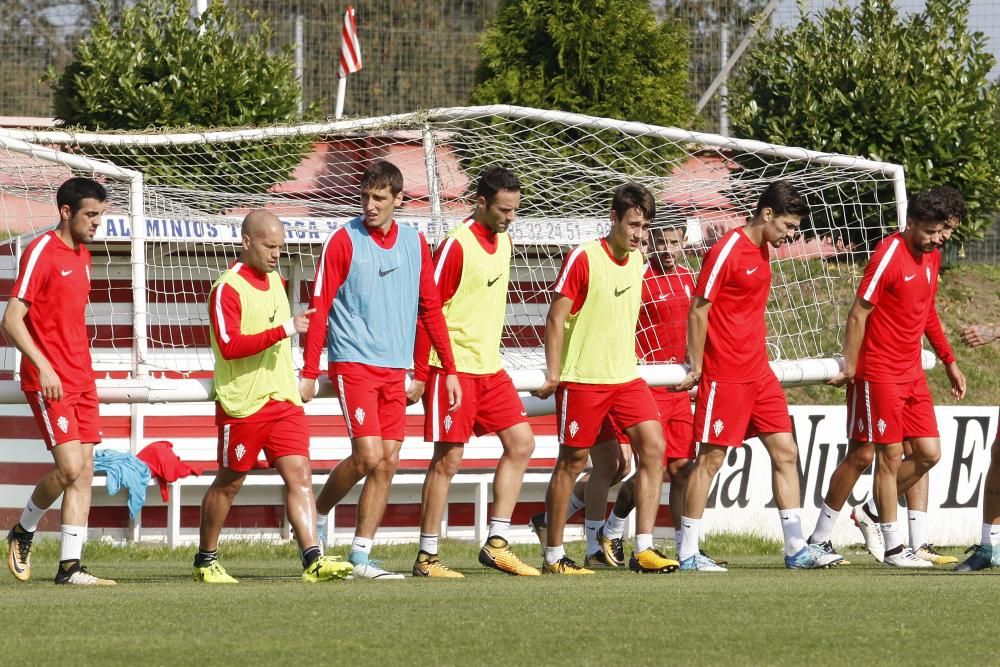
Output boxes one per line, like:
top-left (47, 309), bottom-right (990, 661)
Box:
top-left (900, 438), bottom-right (953, 565)
top-left (414, 441), bottom-right (466, 578)
top-left (957, 432), bottom-right (1000, 571)
top-left (677, 444), bottom-right (728, 570)
top-left (624, 417), bottom-right (677, 573)
top-left (195, 467), bottom-right (246, 584)
top-left (808, 440), bottom-right (873, 563)
top-left (348, 437), bottom-right (404, 579)
top-left (583, 437), bottom-right (626, 567)
top-left (544, 444), bottom-right (593, 573)
top-left (478, 421), bottom-right (539, 576)
top-left (667, 458), bottom-right (692, 545)
top-left (874, 442), bottom-right (928, 567)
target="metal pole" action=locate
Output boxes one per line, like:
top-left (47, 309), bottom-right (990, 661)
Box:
top-left (129, 173), bottom-right (148, 380)
top-left (696, 0), bottom-right (781, 114)
top-left (421, 127), bottom-right (443, 237)
top-left (295, 14), bottom-right (305, 115)
top-left (719, 22), bottom-right (729, 137)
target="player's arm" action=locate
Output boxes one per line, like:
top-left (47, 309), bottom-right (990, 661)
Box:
top-left (210, 283), bottom-right (313, 361)
top-left (961, 322), bottom-right (1000, 348)
top-left (677, 296), bottom-right (710, 391)
top-left (828, 296), bottom-right (873, 387)
top-left (409, 237), bottom-right (462, 405)
top-left (533, 294), bottom-right (573, 399)
top-left (924, 296), bottom-right (964, 400)
top-left (416, 234), bottom-right (461, 412)
top-left (300, 230), bottom-right (350, 402)
top-left (1, 297), bottom-right (62, 400)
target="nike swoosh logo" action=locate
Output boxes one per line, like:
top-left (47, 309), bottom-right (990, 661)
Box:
top-left (378, 267), bottom-right (398, 277)
top-left (10, 555), bottom-right (25, 574)
top-left (745, 267), bottom-right (758, 275)
top-left (65, 532), bottom-right (79, 537)
top-left (487, 275), bottom-right (502, 287)
top-left (904, 274), bottom-right (916, 281)
top-left (614, 286), bottom-right (631, 297)
top-left (520, 411), bottom-right (527, 416)
top-left (658, 293), bottom-right (668, 300)
top-left (61, 269), bottom-right (73, 276)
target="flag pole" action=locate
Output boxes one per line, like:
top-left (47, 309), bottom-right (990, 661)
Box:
top-left (335, 78), bottom-right (347, 120)
top-left (336, 6), bottom-right (361, 120)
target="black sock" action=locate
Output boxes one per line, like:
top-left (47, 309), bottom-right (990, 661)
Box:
top-left (194, 549), bottom-right (218, 567)
top-left (59, 559), bottom-right (80, 572)
top-left (301, 546), bottom-right (321, 568)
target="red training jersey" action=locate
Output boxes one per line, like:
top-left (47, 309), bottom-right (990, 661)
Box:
top-left (636, 264), bottom-right (695, 363)
top-left (301, 220), bottom-right (455, 379)
top-left (693, 227), bottom-right (772, 382)
top-left (413, 218), bottom-right (498, 380)
top-left (856, 233), bottom-right (953, 382)
top-left (10, 231), bottom-right (96, 392)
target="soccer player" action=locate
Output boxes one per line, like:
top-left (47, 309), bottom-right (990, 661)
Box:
top-left (407, 167), bottom-right (539, 578)
top-left (300, 160), bottom-right (460, 580)
top-left (588, 219), bottom-right (699, 566)
top-left (532, 182), bottom-right (678, 575)
top-left (3, 177), bottom-right (116, 586)
top-left (194, 210), bottom-right (352, 584)
top-left (812, 189), bottom-right (966, 568)
top-left (674, 181), bottom-right (841, 572)
top-left (955, 321), bottom-right (1000, 571)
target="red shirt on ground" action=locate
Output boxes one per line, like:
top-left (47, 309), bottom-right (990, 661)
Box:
top-left (637, 265), bottom-right (695, 363)
top-left (856, 233), bottom-right (953, 382)
top-left (694, 227), bottom-right (772, 382)
top-left (11, 230), bottom-right (95, 392)
top-left (301, 220), bottom-right (455, 379)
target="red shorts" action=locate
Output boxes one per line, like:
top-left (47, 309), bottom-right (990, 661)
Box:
top-left (218, 400), bottom-right (309, 472)
top-left (26, 389), bottom-right (102, 450)
top-left (423, 368), bottom-right (526, 443)
top-left (653, 387), bottom-right (696, 463)
top-left (597, 388), bottom-right (695, 464)
top-left (694, 372), bottom-right (791, 447)
top-left (847, 376), bottom-right (938, 444)
top-left (556, 378), bottom-right (659, 448)
top-left (331, 364), bottom-right (407, 441)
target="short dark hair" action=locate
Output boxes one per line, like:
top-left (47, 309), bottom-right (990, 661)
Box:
top-left (56, 177), bottom-right (107, 215)
top-left (476, 166), bottom-right (520, 203)
top-left (649, 203), bottom-right (687, 233)
top-left (755, 181), bottom-right (809, 218)
top-left (360, 160), bottom-right (404, 196)
top-left (611, 182), bottom-right (656, 221)
top-left (908, 190), bottom-right (950, 225)
top-left (928, 185), bottom-right (967, 221)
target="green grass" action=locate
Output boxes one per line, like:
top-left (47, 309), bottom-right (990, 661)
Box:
top-left (6, 537), bottom-right (1000, 666)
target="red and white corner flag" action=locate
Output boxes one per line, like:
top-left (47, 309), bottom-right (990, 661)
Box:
top-left (339, 6), bottom-right (362, 78)
top-left (335, 6), bottom-right (361, 118)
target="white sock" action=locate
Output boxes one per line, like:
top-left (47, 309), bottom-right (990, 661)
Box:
top-left (810, 503), bottom-right (840, 544)
top-left (350, 535), bottom-right (374, 557)
top-left (981, 522), bottom-right (1000, 548)
top-left (677, 516), bottom-right (701, 561)
top-left (567, 494), bottom-right (585, 519)
top-left (419, 533), bottom-right (439, 554)
top-left (544, 545), bottom-right (565, 565)
top-left (19, 498), bottom-right (46, 533)
top-left (604, 510), bottom-right (628, 540)
top-left (907, 510), bottom-right (927, 549)
top-left (488, 517), bottom-right (510, 540)
top-left (881, 522), bottom-right (902, 552)
top-left (635, 533), bottom-right (653, 553)
top-left (585, 520), bottom-right (603, 555)
top-left (778, 508), bottom-right (807, 557)
top-left (59, 524), bottom-right (86, 562)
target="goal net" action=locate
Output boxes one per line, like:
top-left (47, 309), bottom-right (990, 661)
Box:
top-left (0, 106), bottom-right (907, 401)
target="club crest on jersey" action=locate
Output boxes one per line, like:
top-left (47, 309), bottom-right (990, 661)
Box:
top-left (57, 416), bottom-right (69, 434)
top-left (234, 443), bottom-right (246, 461)
top-left (354, 407), bottom-right (366, 425)
top-left (877, 419), bottom-right (887, 436)
top-left (443, 415), bottom-right (453, 433)
top-left (856, 418), bottom-right (865, 434)
top-left (713, 419), bottom-right (724, 437)
top-left (568, 421), bottom-right (580, 438)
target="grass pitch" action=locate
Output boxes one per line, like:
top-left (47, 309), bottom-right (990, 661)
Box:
top-left (5, 535), bottom-right (1000, 666)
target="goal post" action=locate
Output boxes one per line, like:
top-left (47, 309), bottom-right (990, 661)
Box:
top-left (0, 105), bottom-right (916, 404)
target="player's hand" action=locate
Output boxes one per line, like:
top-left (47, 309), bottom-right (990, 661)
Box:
top-left (827, 371), bottom-right (851, 388)
top-left (298, 377), bottom-right (317, 403)
top-left (39, 363), bottom-right (62, 401)
top-left (406, 379), bottom-right (426, 405)
top-left (945, 362), bottom-right (967, 401)
top-left (531, 377), bottom-right (559, 400)
top-left (675, 371), bottom-right (700, 392)
top-left (960, 324), bottom-right (999, 348)
top-left (444, 374), bottom-right (461, 413)
top-left (292, 308), bottom-right (316, 334)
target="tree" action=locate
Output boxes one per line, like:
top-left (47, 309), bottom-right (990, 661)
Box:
top-left (47, 0), bottom-right (315, 196)
top-left (467, 0), bottom-right (694, 214)
top-left (730, 0), bottom-right (1000, 243)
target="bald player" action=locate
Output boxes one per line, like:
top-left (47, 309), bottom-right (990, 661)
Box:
top-left (193, 210), bottom-right (352, 584)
